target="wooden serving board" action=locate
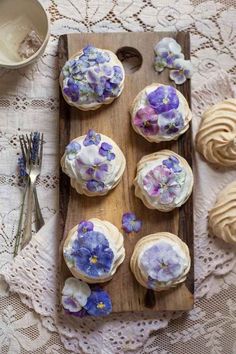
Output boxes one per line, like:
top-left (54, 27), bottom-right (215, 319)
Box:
top-left (59, 32), bottom-right (194, 312)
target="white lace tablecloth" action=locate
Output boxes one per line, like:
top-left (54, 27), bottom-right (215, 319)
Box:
top-left (0, 1), bottom-right (236, 353)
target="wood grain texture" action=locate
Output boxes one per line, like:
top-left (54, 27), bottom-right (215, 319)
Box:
top-left (59, 32), bottom-right (194, 312)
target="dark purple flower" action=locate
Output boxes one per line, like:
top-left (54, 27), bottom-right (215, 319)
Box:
top-left (122, 213), bottom-right (142, 233)
top-left (84, 288), bottom-right (112, 316)
top-left (78, 221), bottom-right (94, 235)
top-left (158, 110), bottom-right (184, 135)
top-left (147, 86), bottom-right (179, 114)
top-left (63, 79), bottom-right (80, 102)
top-left (134, 106), bottom-right (159, 135)
top-left (99, 142), bottom-right (115, 161)
top-left (86, 163), bottom-right (108, 181)
top-left (83, 129), bottom-right (101, 146)
top-left (162, 156), bottom-right (182, 173)
top-left (83, 45), bottom-right (95, 55)
top-left (86, 180), bottom-right (105, 192)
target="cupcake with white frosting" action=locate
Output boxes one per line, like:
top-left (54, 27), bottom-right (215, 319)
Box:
top-left (60, 45), bottom-right (125, 111)
top-left (63, 218), bottom-right (125, 283)
top-left (134, 150), bottom-right (193, 212)
top-left (130, 83), bottom-right (192, 143)
top-left (130, 232), bottom-right (191, 291)
top-left (61, 130), bottom-right (126, 196)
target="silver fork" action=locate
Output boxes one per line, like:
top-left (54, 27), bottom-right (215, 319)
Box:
top-left (20, 133), bottom-right (44, 250)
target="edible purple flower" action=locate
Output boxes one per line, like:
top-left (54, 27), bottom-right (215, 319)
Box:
top-left (143, 165), bottom-right (181, 204)
top-left (86, 180), bottom-right (105, 193)
top-left (18, 155), bottom-right (27, 177)
top-left (133, 106), bottom-right (159, 136)
top-left (86, 163), bottom-right (108, 181)
top-left (61, 277), bottom-right (91, 313)
top-left (83, 129), bottom-right (101, 146)
top-left (141, 242), bottom-right (183, 283)
top-left (162, 156), bottom-right (182, 173)
top-left (122, 213), bottom-right (142, 233)
top-left (147, 86), bottom-right (179, 114)
top-left (99, 142), bottom-right (115, 161)
top-left (71, 231), bottom-right (114, 278)
top-left (66, 141), bottom-right (81, 160)
top-left (170, 58), bottom-right (193, 85)
top-left (158, 110), bottom-right (184, 135)
top-left (154, 37), bottom-right (184, 71)
top-left (78, 220), bottom-right (94, 235)
top-left (84, 288), bottom-right (112, 316)
top-left (63, 79), bottom-right (80, 102)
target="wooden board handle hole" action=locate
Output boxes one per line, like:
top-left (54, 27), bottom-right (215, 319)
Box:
top-left (116, 46), bottom-right (142, 74)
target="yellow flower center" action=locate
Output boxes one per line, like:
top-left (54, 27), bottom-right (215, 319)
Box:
top-left (161, 262), bottom-right (167, 269)
top-left (97, 302), bottom-right (105, 309)
top-left (163, 97), bottom-right (169, 104)
top-left (90, 255), bottom-right (98, 264)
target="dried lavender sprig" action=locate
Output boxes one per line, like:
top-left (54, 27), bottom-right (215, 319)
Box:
top-left (31, 131), bottom-right (40, 163)
top-left (18, 155), bottom-right (27, 178)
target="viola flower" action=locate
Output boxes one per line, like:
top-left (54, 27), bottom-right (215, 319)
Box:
top-left (170, 59), bottom-right (193, 85)
top-left (122, 213), bottom-right (142, 233)
top-left (143, 165), bottom-right (181, 204)
top-left (62, 59), bottom-right (77, 78)
top-left (162, 156), bottom-right (182, 173)
top-left (61, 277), bottom-right (91, 313)
top-left (140, 242), bottom-right (183, 283)
top-left (134, 106), bottom-right (159, 136)
top-left (66, 141), bottom-right (81, 160)
top-left (99, 142), bottom-right (115, 161)
top-left (86, 179), bottom-right (105, 193)
top-left (110, 65), bottom-right (123, 84)
top-left (84, 288), bottom-right (112, 316)
top-left (78, 220), bottom-right (94, 235)
top-left (83, 129), bottom-right (101, 146)
top-left (71, 231), bottom-right (114, 278)
top-left (158, 110), bottom-right (184, 135)
top-left (63, 79), bottom-right (80, 102)
top-left (147, 86), bottom-right (179, 114)
top-left (154, 55), bottom-right (168, 73)
top-left (154, 37), bottom-right (184, 70)
top-left (86, 163), bottom-right (108, 181)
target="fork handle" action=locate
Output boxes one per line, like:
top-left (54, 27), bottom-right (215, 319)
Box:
top-left (33, 187), bottom-right (45, 231)
top-left (21, 181), bottom-right (34, 249)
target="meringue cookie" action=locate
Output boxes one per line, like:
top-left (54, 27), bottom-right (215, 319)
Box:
top-left (61, 130), bottom-right (126, 196)
top-left (63, 218), bottom-right (125, 284)
top-left (196, 99), bottom-right (236, 167)
top-left (60, 45), bottom-right (125, 111)
top-left (134, 150), bottom-right (193, 212)
top-left (209, 181), bottom-right (236, 244)
top-left (130, 83), bottom-right (192, 143)
top-left (130, 232), bottom-right (191, 291)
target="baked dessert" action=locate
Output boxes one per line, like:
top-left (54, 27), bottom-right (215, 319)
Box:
top-left (209, 181), bottom-right (236, 244)
top-left (134, 150), bottom-right (193, 212)
top-left (130, 232), bottom-right (191, 291)
top-left (61, 130), bottom-right (126, 196)
top-left (63, 218), bottom-right (125, 283)
top-left (196, 99), bottom-right (236, 167)
top-left (60, 45), bottom-right (125, 111)
top-left (130, 83), bottom-right (192, 143)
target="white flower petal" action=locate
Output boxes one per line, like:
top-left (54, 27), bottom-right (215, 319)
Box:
top-left (154, 37), bottom-right (177, 54)
top-left (62, 277), bottom-right (91, 307)
top-left (61, 295), bottom-right (82, 313)
top-left (169, 41), bottom-right (182, 55)
top-left (169, 70), bottom-right (186, 85)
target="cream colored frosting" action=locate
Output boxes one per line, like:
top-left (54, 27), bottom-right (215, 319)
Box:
top-left (63, 218), bottom-right (125, 283)
top-left (134, 150), bottom-right (193, 212)
top-left (130, 83), bottom-right (192, 143)
top-left (59, 48), bottom-right (125, 111)
top-left (209, 181), bottom-right (236, 244)
top-left (196, 99), bottom-right (236, 167)
top-left (130, 232), bottom-right (191, 291)
top-left (61, 133), bottom-right (126, 196)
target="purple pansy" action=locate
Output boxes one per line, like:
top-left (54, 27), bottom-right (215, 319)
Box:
top-left (83, 129), bottom-right (101, 146)
top-left (84, 288), bottom-right (112, 316)
top-left (143, 165), bottom-right (181, 204)
top-left (78, 220), bottom-right (94, 235)
top-left (99, 142), bottom-right (115, 161)
top-left (147, 86), bottom-right (179, 114)
top-left (170, 58), bottom-right (193, 85)
top-left (86, 163), bottom-right (108, 181)
top-left (61, 277), bottom-right (91, 314)
top-left (66, 141), bottom-right (81, 160)
top-left (122, 213), bottom-right (142, 233)
top-left (158, 109), bottom-right (184, 135)
top-left (71, 231), bottom-right (114, 278)
top-left (162, 156), bottom-right (182, 173)
top-left (63, 79), bottom-right (80, 102)
top-left (134, 106), bottom-right (159, 136)
top-left (86, 180), bottom-right (105, 193)
top-left (141, 242), bottom-right (183, 283)
top-left (154, 38), bottom-right (184, 71)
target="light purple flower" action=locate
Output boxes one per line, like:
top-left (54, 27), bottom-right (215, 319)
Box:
top-left (99, 142), bottom-right (115, 161)
top-left (83, 129), bottom-right (101, 146)
top-left (122, 213), bottom-right (142, 233)
top-left (61, 277), bottom-right (91, 313)
top-left (170, 58), bottom-right (193, 85)
top-left (158, 109), bottom-right (184, 135)
top-left (133, 106), bottom-right (159, 136)
top-left (154, 37), bottom-right (184, 71)
top-left (143, 165), bottom-right (181, 204)
top-left (63, 79), bottom-right (80, 102)
top-left (140, 242), bottom-right (183, 283)
top-left (66, 141), bottom-right (81, 160)
top-left (78, 221), bottom-right (94, 235)
top-left (147, 86), bottom-right (179, 114)
top-left (162, 156), bottom-right (182, 173)
top-left (86, 179), bottom-right (105, 192)
top-left (86, 163), bottom-right (108, 181)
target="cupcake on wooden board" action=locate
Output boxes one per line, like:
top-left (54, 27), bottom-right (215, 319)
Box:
top-left (130, 232), bottom-right (191, 291)
top-left (130, 83), bottom-right (192, 143)
top-left (63, 219), bottom-right (125, 283)
top-left (134, 150), bottom-right (193, 212)
top-left (61, 129), bottom-right (126, 196)
top-left (60, 45), bottom-right (125, 111)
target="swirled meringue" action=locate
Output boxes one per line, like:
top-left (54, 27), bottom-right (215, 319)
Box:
top-left (196, 99), bottom-right (236, 167)
top-left (63, 218), bottom-right (125, 283)
top-left (209, 181), bottom-right (236, 244)
top-left (61, 130), bottom-right (126, 196)
top-left (130, 83), bottom-right (192, 143)
top-left (134, 150), bottom-right (193, 212)
top-left (130, 232), bottom-right (191, 291)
